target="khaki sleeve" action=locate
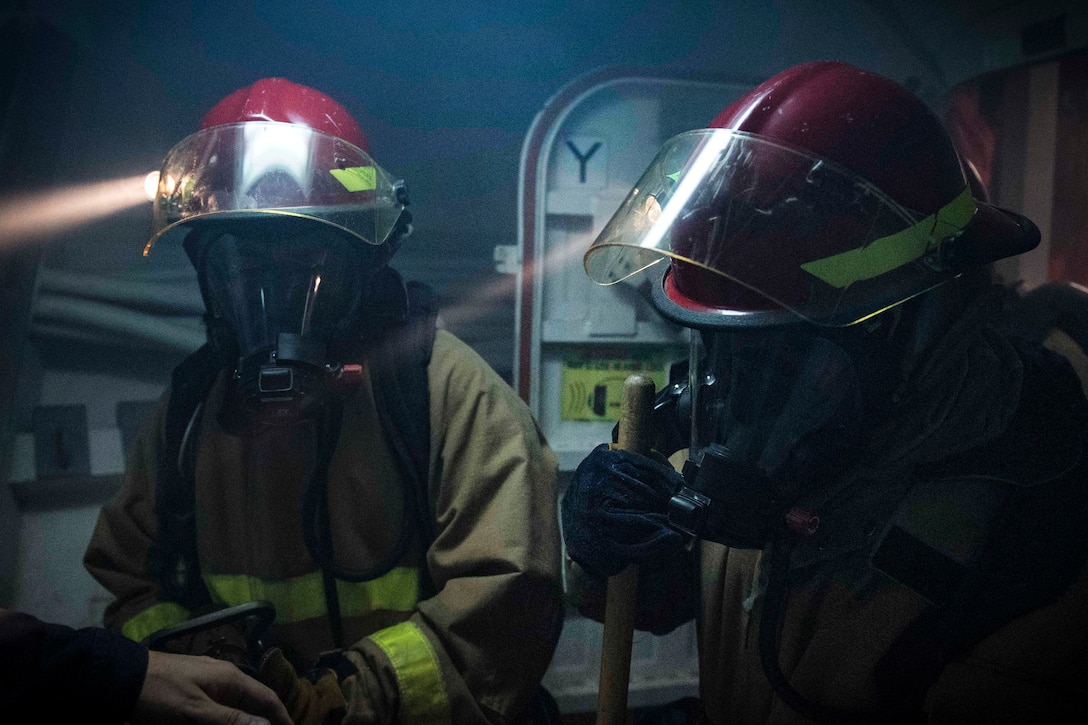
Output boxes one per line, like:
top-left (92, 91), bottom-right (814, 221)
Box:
top-left (83, 391), bottom-right (188, 641)
top-left (342, 331), bottom-right (564, 724)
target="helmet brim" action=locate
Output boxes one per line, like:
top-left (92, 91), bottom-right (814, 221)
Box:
top-left (947, 201), bottom-right (1040, 270)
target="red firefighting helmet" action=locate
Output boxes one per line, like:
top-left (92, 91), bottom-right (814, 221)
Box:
top-left (146, 77), bottom-right (408, 257)
top-left (584, 61), bottom-right (1039, 328)
top-left (200, 77), bottom-right (370, 153)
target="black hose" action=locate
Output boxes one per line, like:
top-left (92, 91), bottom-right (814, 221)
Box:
top-left (758, 537), bottom-right (883, 725)
top-left (300, 395), bottom-right (416, 647)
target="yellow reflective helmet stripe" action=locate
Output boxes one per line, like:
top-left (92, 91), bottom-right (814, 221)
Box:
top-left (121, 601), bottom-right (190, 643)
top-left (801, 184), bottom-right (976, 289)
top-left (368, 621), bottom-right (451, 725)
top-left (330, 166), bottom-right (377, 192)
top-left (203, 567), bottom-right (420, 622)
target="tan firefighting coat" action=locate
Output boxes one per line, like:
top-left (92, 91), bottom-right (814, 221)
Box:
top-left (700, 307), bottom-right (1088, 723)
top-left (85, 330), bottom-right (563, 724)
top-left (571, 296), bottom-right (1088, 723)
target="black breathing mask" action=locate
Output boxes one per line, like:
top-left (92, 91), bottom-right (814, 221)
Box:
top-left (185, 221), bottom-right (380, 433)
top-left (658, 326), bottom-right (878, 548)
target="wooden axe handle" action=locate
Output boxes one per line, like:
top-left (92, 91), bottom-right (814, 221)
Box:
top-left (596, 373), bottom-right (656, 725)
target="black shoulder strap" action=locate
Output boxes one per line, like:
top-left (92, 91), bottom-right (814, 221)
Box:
top-left (368, 278), bottom-right (440, 598)
top-left (149, 342), bottom-right (219, 610)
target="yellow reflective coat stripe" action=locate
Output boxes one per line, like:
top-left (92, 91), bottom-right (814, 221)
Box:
top-left (368, 621), bottom-right (451, 725)
top-left (801, 185), bottom-right (976, 289)
top-left (122, 601), bottom-right (190, 643)
top-left (203, 567), bottom-right (419, 623)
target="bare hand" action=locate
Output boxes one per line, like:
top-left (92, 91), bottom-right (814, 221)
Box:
top-left (130, 650), bottom-right (293, 725)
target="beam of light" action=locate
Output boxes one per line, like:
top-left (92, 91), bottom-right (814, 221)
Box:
top-left (0, 173), bottom-right (153, 252)
top-left (437, 229), bottom-right (602, 331)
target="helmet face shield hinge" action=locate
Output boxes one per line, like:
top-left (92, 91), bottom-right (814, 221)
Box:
top-left (393, 179), bottom-right (410, 206)
top-left (924, 235), bottom-right (959, 273)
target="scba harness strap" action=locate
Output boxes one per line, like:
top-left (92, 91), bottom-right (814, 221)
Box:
top-left (148, 269), bottom-right (439, 615)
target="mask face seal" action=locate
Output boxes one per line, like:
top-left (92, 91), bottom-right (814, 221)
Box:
top-left (689, 328), bottom-right (865, 474)
top-left (668, 327), bottom-right (868, 547)
top-left (187, 222), bottom-right (372, 432)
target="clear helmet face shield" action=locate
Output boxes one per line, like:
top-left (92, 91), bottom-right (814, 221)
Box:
top-left (147, 121), bottom-right (409, 255)
top-left (584, 129), bottom-right (977, 327)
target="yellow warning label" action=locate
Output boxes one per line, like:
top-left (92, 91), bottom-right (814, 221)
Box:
top-left (560, 350), bottom-right (671, 422)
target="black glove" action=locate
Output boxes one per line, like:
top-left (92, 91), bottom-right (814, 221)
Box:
top-left (562, 443), bottom-right (687, 578)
